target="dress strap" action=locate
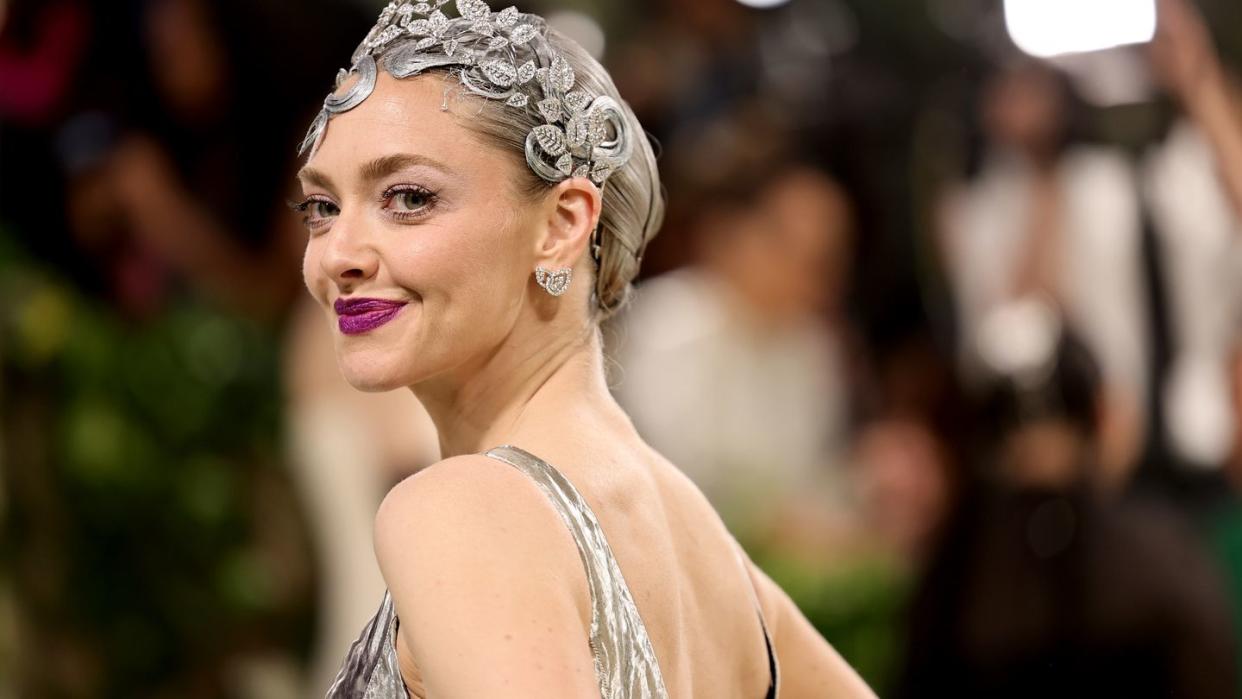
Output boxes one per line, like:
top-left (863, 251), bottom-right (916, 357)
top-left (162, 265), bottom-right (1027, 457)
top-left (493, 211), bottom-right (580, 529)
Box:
top-left (734, 543), bottom-right (781, 698)
top-left (483, 445), bottom-right (669, 698)
top-left (760, 609), bottom-right (779, 699)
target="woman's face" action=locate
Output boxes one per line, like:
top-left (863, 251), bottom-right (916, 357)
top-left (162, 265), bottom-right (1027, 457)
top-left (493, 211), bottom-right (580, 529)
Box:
top-left (298, 72), bottom-right (542, 392)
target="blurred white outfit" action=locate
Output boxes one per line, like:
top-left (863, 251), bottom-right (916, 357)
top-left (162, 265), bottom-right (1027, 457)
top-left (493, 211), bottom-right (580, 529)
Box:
top-left (944, 126), bottom-right (1242, 467)
top-left (1144, 121), bottom-right (1242, 465)
top-left (945, 146), bottom-right (1150, 404)
top-left (611, 268), bottom-right (848, 534)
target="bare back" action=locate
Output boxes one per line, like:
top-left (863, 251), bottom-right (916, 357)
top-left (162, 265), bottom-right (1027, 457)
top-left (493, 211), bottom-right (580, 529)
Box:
top-left (534, 434), bottom-right (873, 698)
top-left (534, 438), bottom-right (777, 698)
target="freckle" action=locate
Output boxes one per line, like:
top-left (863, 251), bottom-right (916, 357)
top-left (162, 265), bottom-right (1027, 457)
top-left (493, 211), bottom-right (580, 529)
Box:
top-left (504, 633), bottom-right (512, 641)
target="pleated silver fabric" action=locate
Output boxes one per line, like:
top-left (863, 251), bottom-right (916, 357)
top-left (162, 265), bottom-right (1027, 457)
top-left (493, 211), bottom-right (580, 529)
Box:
top-left (325, 588), bottom-right (408, 698)
top-left (325, 444), bottom-right (669, 698)
top-left (485, 445), bottom-right (669, 698)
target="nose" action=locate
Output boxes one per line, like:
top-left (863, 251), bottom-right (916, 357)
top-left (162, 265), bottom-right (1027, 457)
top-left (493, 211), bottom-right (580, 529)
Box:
top-left (319, 213), bottom-right (379, 290)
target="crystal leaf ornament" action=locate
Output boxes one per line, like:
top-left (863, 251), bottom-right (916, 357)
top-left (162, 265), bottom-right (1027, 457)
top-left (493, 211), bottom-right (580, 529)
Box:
top-left (517, 60), bottom-right (537, 83)
top-left (537, 97), bottom-right (563, 123)
top-left (495, 6), bottom-right (519, 28)
top-left (532, 124), bottom-right (567, 157)
top-left (563, 90), bottom-right (591, 113)
top-left (299, 0), bottom-right (633, 190)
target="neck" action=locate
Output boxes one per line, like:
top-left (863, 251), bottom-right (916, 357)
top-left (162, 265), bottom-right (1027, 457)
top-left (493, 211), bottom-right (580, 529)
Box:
top-left (412, 317), bottom-right (617, 458)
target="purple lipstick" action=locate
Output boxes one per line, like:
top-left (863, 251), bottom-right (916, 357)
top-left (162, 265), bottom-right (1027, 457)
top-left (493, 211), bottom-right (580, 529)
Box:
top-left (334, 297), bottom-right (407, 335)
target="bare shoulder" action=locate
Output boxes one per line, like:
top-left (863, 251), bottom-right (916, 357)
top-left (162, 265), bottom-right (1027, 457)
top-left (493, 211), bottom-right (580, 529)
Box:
top-left (376, 453), bottom-right (537, 533)
top-left (373, 452), bottom-right (583, 590)
top-left (373, 453), bottom-right (599, 696)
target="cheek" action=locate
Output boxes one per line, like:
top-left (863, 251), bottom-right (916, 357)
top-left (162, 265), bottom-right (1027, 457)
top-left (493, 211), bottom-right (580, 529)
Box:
top-left (404, 211), bottom-right (529, 312)
top-left (301, 239), bottom-right (326, 300)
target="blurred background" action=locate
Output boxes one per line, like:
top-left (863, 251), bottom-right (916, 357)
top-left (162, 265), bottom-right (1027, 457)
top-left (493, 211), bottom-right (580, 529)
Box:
top-left (3, 0), bottom-right (1242, 696)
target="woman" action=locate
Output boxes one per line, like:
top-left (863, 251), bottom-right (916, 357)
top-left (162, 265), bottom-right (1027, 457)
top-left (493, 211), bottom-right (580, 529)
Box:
top-left (296, 2), bottom-right (873, 696)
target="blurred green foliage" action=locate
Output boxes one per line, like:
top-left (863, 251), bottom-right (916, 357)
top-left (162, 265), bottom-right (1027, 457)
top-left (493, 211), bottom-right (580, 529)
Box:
top-left (0, 234), bottom-right (314, 697)
top-left (756, 547), bottom-right (910, 694)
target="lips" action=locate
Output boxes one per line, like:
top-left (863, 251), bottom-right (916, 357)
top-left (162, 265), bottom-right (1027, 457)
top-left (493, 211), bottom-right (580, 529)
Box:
top-left (334, 297), bottom-right (408, 335)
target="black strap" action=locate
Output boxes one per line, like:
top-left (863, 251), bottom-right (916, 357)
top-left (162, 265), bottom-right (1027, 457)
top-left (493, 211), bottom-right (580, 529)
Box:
top-left (761, 611), bottom-right (778, 699)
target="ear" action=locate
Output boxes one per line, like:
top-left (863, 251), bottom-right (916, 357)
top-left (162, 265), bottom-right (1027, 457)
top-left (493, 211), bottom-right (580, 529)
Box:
top-left (535, 177), bottom-right (602, 269)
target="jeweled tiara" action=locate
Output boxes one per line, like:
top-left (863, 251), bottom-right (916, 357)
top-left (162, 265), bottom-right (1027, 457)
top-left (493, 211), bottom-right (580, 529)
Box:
top-left (299, 0), bottom-right (633, 187)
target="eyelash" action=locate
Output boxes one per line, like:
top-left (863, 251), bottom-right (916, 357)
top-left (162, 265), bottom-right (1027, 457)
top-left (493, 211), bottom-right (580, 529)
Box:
top-left (381, 184), bottom-right (438, 221)
top-left (290, 196), bottom-right (337, 232)
top-left (290, 185), bottom-right (439, 233)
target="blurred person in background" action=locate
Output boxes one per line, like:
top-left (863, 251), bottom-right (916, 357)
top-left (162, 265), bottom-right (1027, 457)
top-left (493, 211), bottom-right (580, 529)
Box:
top-left (1149, 0), bottom-right (1242, 222)
top-left (938, 58), bottom-right (1152, 490)
top-left (851, 417), bottom-right (952, 572)
top-left (1137, 0), bottom-right (1242, 494)
top-left (897, 319), bottom-right (1238, 698)
top-left (829, 411), bottom-right (954, 691)
top-left (940, 9), bottom-right (1242, 498)
top-left (607, 0), bottom-right (761, 153)
top-left (927, 3), bottom-right (1242, 695)
top-left (613, 148), bottom-right (857, 563)
top-left (103, 0), bottom-right (319, 319)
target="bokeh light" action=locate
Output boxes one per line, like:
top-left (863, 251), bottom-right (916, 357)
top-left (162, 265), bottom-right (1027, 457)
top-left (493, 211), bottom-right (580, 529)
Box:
top-left (1004, 0), bottom-right (1158, 58)
top-left (735, 0), bottom-right (794, 10)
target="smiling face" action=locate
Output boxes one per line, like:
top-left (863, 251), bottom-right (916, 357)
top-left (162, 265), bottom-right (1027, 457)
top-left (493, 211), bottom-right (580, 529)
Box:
top-left (297, 72), bottom-right (546, 392)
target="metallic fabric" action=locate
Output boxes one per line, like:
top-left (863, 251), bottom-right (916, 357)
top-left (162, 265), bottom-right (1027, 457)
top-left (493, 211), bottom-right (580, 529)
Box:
top-left (325, 589), bottom-right (408, 698)
top-left (485, 445), bottom-right (669, 698)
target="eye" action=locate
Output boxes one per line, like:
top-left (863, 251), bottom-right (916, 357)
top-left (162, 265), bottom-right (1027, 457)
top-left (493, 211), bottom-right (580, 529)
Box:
top-left (383, 185), bottom-right (438, 220)
top-left (291, 196), bottom-right (339, 232)
top-left (305, 200), bottom-right (339, 218)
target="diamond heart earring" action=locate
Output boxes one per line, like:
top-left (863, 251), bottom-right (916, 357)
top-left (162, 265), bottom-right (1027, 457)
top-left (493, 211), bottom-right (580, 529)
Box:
top-left (534, 266), bottom-right (572, 296)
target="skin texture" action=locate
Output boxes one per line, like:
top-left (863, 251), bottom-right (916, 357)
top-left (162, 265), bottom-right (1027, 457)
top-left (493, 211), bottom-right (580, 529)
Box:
top-left (298, 71), bottom-right (874, 698)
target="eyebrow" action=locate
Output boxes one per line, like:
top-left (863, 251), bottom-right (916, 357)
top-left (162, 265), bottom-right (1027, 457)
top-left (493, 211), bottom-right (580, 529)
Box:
top-left (296, 153), bottom-right (456, 191)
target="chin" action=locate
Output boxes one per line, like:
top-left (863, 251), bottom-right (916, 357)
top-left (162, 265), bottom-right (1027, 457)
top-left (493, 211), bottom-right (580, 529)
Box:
top-left (335, 347), bottom-right (418, 393)
top-left (328, 302), bottom-right (428, 392)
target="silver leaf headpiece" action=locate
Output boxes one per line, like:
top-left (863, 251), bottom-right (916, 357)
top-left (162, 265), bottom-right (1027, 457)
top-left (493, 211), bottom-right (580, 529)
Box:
top-left (299, 0), bottom-right (633, 187)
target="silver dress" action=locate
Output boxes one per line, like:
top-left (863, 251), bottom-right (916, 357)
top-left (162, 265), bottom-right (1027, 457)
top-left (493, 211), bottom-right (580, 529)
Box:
top-left (325, 445), bottom-right (777, 698)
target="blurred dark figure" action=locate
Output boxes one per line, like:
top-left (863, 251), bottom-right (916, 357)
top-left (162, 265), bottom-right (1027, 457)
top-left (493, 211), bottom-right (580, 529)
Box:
top-left (896, 324), bottom-right (1237, 698)
top-left (2, 0), bottom-right (369, 320)
top-left (72, 0), bottom-right (346, 320)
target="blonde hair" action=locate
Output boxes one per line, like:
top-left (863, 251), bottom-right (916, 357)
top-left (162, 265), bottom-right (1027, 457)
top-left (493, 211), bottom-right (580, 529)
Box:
top-left (440, 30), bottom-right (664, 320)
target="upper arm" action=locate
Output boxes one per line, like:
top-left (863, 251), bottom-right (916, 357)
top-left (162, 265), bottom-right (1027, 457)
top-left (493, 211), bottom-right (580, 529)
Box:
top-left (744, 557), bottom-right (877, 699)
top-left (374, 455), bottom-right (599, 698)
